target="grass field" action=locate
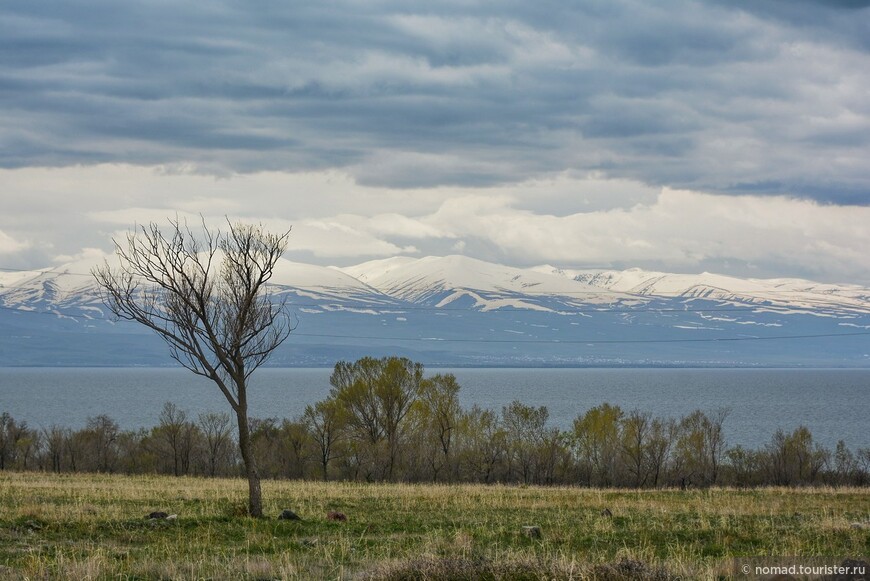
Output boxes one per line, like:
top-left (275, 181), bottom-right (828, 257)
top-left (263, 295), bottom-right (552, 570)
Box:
top-left (1, 472), bottom-right (868, 579)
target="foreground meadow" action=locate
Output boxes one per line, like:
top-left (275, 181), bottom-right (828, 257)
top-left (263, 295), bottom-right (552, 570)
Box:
top-left (1, 472), bottom-right (867, 579)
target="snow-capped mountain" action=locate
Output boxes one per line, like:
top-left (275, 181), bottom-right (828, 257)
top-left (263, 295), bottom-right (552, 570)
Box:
top-left (0, 266), bottom-right (105, 319)
top-left (337, 255), bottom-right (622, 310)
top-left (541, 266), bottom-right (870, 314)
top-left (2, 256), bottom-right (869, 367)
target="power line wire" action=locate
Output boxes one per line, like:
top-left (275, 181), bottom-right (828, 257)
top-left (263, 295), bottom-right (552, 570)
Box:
top-left (289, 330), bottom-right (870, 345)
top-left (1, 300), bottom-right (860, 322)
top-left (288, 299), bottom-right (808, 314)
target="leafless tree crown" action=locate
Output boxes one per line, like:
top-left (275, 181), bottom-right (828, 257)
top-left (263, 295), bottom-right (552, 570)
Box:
top-left (93, 218), bottom-right (292, 412)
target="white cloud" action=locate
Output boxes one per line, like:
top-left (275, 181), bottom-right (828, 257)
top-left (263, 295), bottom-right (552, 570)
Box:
top-left (3, 164), bottom-right (870, 283)
top-left (51, 247), bottom-right (116, 272)
top-left (416, 188), bottom-right (870, 282)
top-left (287, 221), bottom-right (418, 258)
top-left (88, 207), bottom-right (203, 226)
top-left (0, 229), bottom-right (28, 254)
top-left (341, 213), bottom-right (449, 239)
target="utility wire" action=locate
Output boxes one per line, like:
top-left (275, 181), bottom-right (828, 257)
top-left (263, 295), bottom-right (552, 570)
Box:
top-left (0, 300), bottom-right (858, 320)
top-left (289, 300), bottom-right (810, 315)
top-left (288, 331), bottom-right (870, 345)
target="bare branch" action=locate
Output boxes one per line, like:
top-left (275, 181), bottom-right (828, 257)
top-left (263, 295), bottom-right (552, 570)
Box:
top-left (92, 217), bottom-right (292, 424)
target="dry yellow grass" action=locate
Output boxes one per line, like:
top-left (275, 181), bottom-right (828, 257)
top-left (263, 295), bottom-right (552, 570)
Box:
top-left (1, 472), bottom-right (868, 579)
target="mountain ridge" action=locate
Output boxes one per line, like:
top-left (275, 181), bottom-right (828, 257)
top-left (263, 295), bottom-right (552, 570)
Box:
top-left (2, 255), bottom-right (869, 367)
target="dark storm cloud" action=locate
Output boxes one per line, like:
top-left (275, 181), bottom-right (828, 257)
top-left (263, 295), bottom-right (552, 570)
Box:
top-left (1, 0), bottom-right (869, 203)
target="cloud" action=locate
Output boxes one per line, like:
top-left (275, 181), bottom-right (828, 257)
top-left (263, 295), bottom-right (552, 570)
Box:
top-left (286, 221), bottom-right (418, 258)
top-left (349, 213), bottom-right (448, 240)
top-left (412, 188), bottom-right (870, 282)
top-left (0, 1), bottom-right (868, 203)
top-left (50, 247), bottom-right (116, 273)
top-left (0, 230), bottom-right (29, 254)
top-left (4, 163), bottom-right (870, 282)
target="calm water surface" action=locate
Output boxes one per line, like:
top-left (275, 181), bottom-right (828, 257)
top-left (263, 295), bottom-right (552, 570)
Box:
top-left (0, 367), bottom-right (867, 449)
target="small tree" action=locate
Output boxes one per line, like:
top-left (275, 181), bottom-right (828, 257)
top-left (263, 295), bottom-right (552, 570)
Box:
top-left (303, 399), bottom-right (345, 481)
top-left (94, 218), bottom-right (291, 517)
top-left (675, 408), bottom-right (729, 487)
top-left (330, 357), bottom-right (423, 480)
top-left (572, 403), bottom-right (623, 486)
top-left (154, 402), bottom-right (198, 476)
top-left (82, 415), bottom-right (121, 473)
top-left (415, 374), bottom-right (461, 482)
top-left (502, 401), bottom-right (549, 484)
top-left (198, 412), bottom-right (235, 477)
top-left (459, 405), bottom-right (506, 483)
top-left (620, 410), bottom-right (652, 488)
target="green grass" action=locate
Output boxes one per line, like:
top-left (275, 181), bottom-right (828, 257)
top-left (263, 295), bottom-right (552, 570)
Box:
top-left (1, 472), bottom-right (868, 579)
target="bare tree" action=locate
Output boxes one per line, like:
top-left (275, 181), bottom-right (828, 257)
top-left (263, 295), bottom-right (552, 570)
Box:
top-left (620, 410), bottom-right (652, 488)
top-left (84, 415), bottom-right (121, 473)
top-left (198, 411), bottom-right (235, 477)
top-left (93, 218), bottom-right (291, 517)
top-left (43, 425), bottom-right (68, 473)
top-left (303, 399), bottom-right (345, 481)
top-left (155, 402), bottom-right (197, 476)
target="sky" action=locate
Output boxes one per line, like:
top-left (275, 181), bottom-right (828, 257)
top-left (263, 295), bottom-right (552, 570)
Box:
top-left (1, 0), bottom-right (870, 283)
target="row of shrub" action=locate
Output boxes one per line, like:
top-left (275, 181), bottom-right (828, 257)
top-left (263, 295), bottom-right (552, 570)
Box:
top-left (2, 357), bottom-right (868, 487)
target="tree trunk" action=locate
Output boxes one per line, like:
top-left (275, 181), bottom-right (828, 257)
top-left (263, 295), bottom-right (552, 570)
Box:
top-left (236, 409), bottom-right (263, 517)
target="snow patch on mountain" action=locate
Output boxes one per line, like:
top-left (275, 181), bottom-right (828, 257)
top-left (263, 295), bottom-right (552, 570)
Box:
top-left (3, 255), bottom-right (870, 367)
top-left (271, 259), bottom-right (382, 295)
top-left (336, 256), bottom-right (418, 284)
top-left (536, 265), bottom-right (870, 314)
top-left (343, 255), bottom-right (615, 307)
top-left (435, 289), bottom-right (552, 312)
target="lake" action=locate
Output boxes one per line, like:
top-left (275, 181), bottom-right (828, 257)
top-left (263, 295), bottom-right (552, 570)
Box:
top-left (0, 367), bottom-right (867, 450)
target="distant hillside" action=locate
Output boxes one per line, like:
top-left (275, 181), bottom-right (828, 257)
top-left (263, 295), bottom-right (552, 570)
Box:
top-left (2, 256), bottom-right (869, 367)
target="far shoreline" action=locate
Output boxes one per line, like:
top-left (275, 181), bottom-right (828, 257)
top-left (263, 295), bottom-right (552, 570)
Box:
top-left (3, 363), bottom-right (870, 370)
